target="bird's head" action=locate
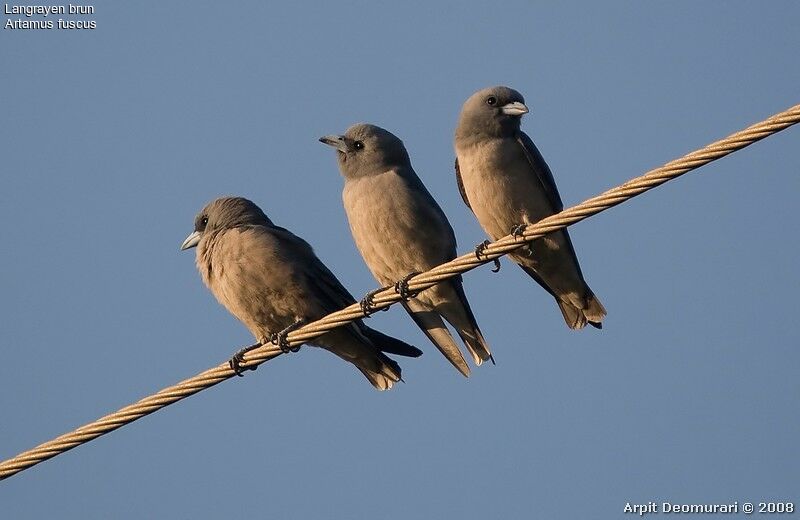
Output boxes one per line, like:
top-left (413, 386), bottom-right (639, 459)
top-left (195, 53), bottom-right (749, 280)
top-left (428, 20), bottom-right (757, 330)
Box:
top-left (319, 123), bottom-right (411, 180)
top-left (181, 197), bottom-right (272, 251)
top-left (456, 86), bottom-right (529, 141)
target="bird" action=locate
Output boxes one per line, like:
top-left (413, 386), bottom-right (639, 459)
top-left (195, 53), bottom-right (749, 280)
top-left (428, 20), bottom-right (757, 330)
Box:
top-left (454, 86), bottom-right (606, 329)
top-left (320, 123), bottom-right (492, 377)
top-left (180, 196), bottom-right (422, 390)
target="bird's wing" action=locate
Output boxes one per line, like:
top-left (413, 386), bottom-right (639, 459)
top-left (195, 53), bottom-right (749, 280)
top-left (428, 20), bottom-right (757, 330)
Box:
top-left (268, 225), bottom-right (358, 311)
top-left (515, 131), bottom-right (564, 211)
top-left (268, 225), bottom-right (422, 358)
top-left (402, 299), bottom-right (470, 376)
top-left (454, 157), bottom-right (473, 211)
top-left (514, 133), bottom-right (585, 279)
top-left (398, 167), bottom-right (458, 257)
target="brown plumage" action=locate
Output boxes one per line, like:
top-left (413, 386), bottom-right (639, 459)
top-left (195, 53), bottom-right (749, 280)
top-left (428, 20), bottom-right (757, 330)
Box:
top-left (454, 86), bottom-right (606, 329)
top-left (181, 196), bottom-right (422, 390)
top-left (320, 124), bottom-right (493, 377)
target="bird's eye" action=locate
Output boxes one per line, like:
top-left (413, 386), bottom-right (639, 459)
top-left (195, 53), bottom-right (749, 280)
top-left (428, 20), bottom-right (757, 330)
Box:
top-left (486, 96), bottom-right (497, 106)
top-left (201, 217), bottom-right (208, 226)
top-left (354, 141), bottom-right (364, 150)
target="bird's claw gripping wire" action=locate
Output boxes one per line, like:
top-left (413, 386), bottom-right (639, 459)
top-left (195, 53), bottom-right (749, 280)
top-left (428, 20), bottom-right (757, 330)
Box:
top-left (270, 320), bottom-right (305, 354)
top-left (360, 287), bottom-right (390, 316)
top-left (475, 240), bottom-right (501, 273)
top-left (510, 224), bottom-right (527, 239)
top-left (228, 342), bottom-right (261, 377)
top-left (394, 272), bottom-right (421, 300)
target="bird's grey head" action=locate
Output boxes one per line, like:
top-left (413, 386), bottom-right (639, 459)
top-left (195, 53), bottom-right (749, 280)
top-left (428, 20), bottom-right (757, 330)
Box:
top-left (455, 86), bottom-right (529, 142)
top-left (319, 123), bottom-right (411, 180)
top-left (180, 196), bottom-right (273, 251)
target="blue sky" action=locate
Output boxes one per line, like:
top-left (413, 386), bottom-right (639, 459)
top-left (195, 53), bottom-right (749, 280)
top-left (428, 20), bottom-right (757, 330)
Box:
top-left (1, 2), bottom-right (798, 518)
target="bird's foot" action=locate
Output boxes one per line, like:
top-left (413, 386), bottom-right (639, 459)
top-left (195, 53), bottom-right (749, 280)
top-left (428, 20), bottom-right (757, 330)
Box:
top-left (228, 342), bottom-right (261, 377)
top-left (510, 223), bottom-right (527, 239)
top-left (475, 240), bottom-right (501, 273)
top-left (270, 320), bottom-right (306, 354)
top-left (474, 239), bottom-right (490, 259)
top-left (360, 287), bottom-right (390, 316)
top-left (394, 271), bottom-right (420, 300)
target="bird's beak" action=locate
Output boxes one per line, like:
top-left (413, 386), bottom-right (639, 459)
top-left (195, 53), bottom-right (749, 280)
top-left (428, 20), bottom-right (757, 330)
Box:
top-left (501, 101), bottom-right (529, 116)
top-left (180, 230), bottom-right (201, 251)
top-left (319, 135), bottom-right (348, 153)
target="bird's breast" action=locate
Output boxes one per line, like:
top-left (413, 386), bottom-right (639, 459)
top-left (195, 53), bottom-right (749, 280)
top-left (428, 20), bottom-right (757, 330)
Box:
top-left (457, 140), bottom-right (555, 239)
top-left (199, 229), bottom-right (298, 339)
top-left (343, 174), bottom-right (448, 284)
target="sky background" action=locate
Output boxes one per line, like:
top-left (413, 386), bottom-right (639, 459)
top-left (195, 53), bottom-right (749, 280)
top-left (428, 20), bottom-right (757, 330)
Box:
top-left (2, 2), bottom-right (798, 518)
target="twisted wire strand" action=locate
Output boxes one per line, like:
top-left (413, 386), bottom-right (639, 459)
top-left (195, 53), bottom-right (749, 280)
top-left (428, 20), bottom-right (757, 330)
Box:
top-left (2, 103), bottom-right (798, 481)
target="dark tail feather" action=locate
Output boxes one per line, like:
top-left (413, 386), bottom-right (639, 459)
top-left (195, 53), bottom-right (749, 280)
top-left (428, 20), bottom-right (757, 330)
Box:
top-left (448, 279), bottom-right (493, 365)
top-left (518, 264), bottom-right (606, 330)
top-left (403, 300), bottom-right (471, 377)
top-left (357, 352), bottom-right (403, 391)
top-left (584, 290), bottom-right (606, 328)
top-left (556, 298), bottom-right (587, 329)
top-left (360, 324), bottom-right (423, 358)
top-left (556, 289), bottom-right (606, 330)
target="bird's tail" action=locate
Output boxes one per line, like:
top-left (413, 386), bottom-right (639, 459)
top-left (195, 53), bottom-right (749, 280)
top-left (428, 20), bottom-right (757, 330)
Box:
top-left (517, 263), bottom-right (606, 330)
top-left (318, 325), bottom-right (419, 391)
top-left (556, 288), bottom-right (606, 330)
top-left (443, 280), bottom-right (494, 366)
top-left (355, 323), bottom-right (422, 391)
top-left (356, 353), bottom-right (404, 391)
top-left (361, 327), bottom-right (424, 358)
top-left (402, 300), bottom-right (472, 377)
top-left (457, 325), bottom-right (494, 366)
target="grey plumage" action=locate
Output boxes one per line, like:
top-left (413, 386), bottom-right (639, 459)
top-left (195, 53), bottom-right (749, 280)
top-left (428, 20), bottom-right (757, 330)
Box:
top-left (320, 124), bottom-right (492, 377)
top-left (181, 196), bottom-right (422, 390)
top-left (454, 86), bottom-right (606, 329)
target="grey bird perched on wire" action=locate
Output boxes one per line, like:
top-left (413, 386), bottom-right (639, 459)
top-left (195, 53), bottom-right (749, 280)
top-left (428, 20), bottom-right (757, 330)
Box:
top-left (454, 86), bottom-right (606, 329)
top-left (320, 124), bottom-right (492, 377)
top-left (181, 196), bottom-right (422, 390)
